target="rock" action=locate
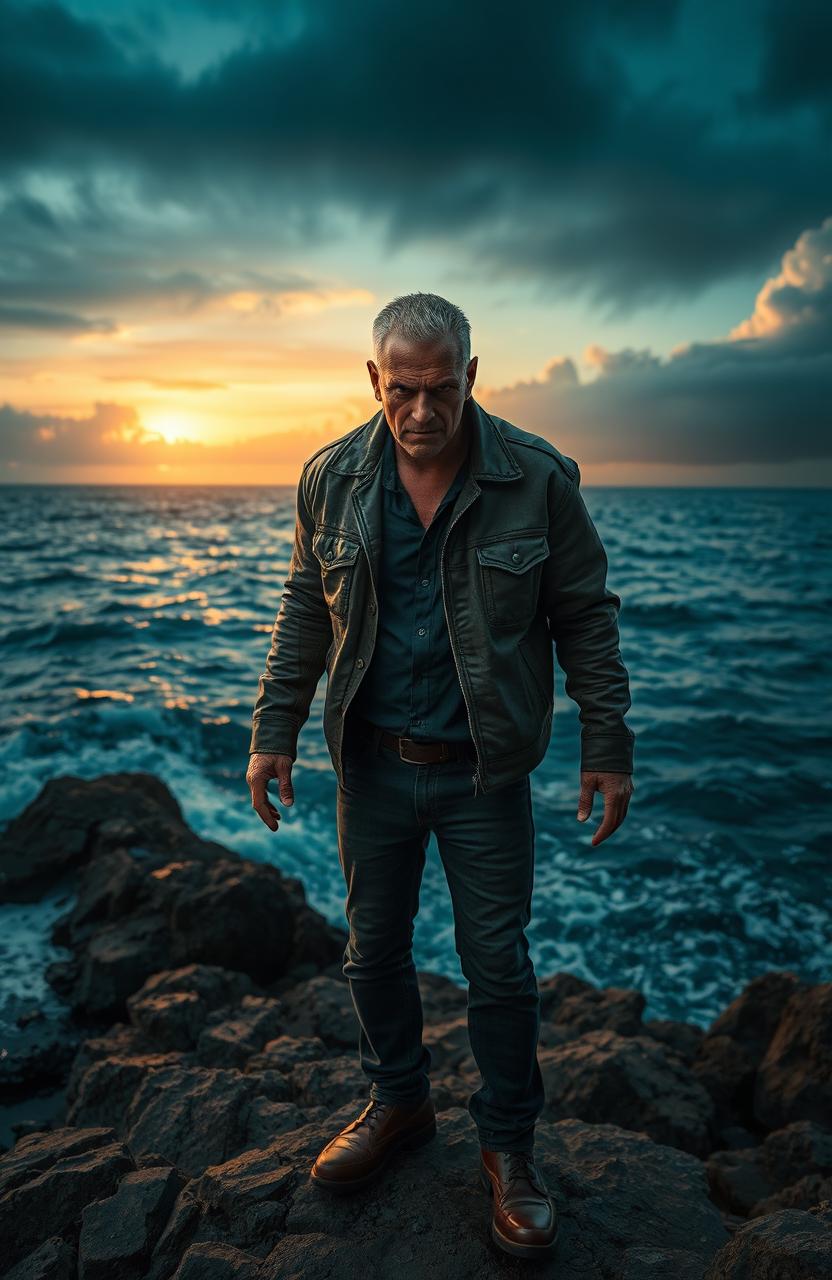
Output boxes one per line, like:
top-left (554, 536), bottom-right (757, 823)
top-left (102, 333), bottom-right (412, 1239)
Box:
top-left (127, 965), bottom-right (257, 1051)
top-left (146, 1146), bottom-right (298, 1278)
top-left (703, 1200), bottom-right (832, 1278)
top-left (2, 772), bottom-right (345, 1017)
top-left (270, 1108), bottom-right (728, 1279)
top-left (752, 1174), bottom-right (832, 1217)
top-left (195, 996), bottom-right (287, 1069)
top-left (755, 984), bottom-right (832, 1129)
top-left (288, 1054), bottom-right (368, 1109)
top-left (0, 1126), bottom-right (135, 1272)
top-left (548, 984), bottom-right (647, 1040)
top-left (0, 772), bottom-right (234, 903)
top-left (276, 974), bottom-right (359, 1049)
top-left (64, 912), bottom-right (174, 1019)
top-left (644, 1018), bottom-right (706, 1065)
top-left (65, 1022), bottom-right (180, 1114)
top-left (56, 847), bottom-right (147, 939)
top-left (537, 970), bottom-right (595, 1018)
top-left (422, 1015), bottom-right (477, 1075)
top-left (4, 1235), bottom-right (77, 1279)
top-left (709, 1146), bottom-right (785, 1219)
top-left (69, 1060), bottom-right (292, 1177)
top-left (169, 1242), bottom-right (262, 1279)
top-left (416, 969), bottom-right (468, 1024)
top-left (692, 1033), bottom-right (759, 1136)
top-left (146, 1107), bottom-right (734, 1278)
top-left (78, 1165), bottom-right (184, 1279)
top-left (539, 1027), bottom-right (716, 1156)
top-left (52, 856), bottom-right (333, 1017)
top-left (246, 1034), bottom-right (329, 1074)
top-left (158, 858), bottom-right (297, 984)
top-left (708, 1122), bottom-right (832, 1217)
top-left (707, 971), bottom-right (806, 1061)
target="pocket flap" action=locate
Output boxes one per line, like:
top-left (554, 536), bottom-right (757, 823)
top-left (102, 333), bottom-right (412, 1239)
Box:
top-left (475, 534), bottom-right (549, 574)
top-left (313, 529), bottom-right (361, 569)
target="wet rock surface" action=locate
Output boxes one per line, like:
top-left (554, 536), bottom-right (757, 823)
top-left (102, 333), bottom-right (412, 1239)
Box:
top-left (1, 771), bottom-right (830, 1277)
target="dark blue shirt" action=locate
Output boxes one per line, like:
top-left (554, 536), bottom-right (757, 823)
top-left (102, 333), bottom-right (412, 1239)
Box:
top-left (349, 426), bottom-right (474, 743)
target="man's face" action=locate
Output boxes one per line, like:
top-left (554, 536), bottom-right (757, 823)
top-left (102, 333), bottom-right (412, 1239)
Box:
top-left (367, 336), bottom-right (478, 463)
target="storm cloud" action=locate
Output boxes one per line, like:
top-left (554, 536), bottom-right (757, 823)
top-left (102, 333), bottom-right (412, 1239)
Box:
top-left (1, 0), bottom-right (830, 313)
top-left (485, 218), bottom-right (832, 466)
top-left (0, 0), bottom-right (829, 481)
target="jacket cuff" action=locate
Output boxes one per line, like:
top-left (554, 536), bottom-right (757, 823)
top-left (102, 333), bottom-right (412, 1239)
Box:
top-left (580, 731), bottom-right (634, 774)
top-left (249, 716), bottom-right (300, 759)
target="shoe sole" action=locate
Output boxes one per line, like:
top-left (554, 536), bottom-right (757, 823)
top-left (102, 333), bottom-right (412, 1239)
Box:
top-left (310, 1113), bottom-right (437, 1194)
top-left (479, 1163), bottom-right (559, 1259)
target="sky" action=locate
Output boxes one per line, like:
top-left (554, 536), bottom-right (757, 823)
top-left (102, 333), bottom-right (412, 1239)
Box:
top-left (0, 0), bottom-right (830, 485)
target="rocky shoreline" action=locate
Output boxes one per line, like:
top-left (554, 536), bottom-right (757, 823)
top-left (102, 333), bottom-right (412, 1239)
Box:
top-left (1, 771), bottom-right (830, 1278)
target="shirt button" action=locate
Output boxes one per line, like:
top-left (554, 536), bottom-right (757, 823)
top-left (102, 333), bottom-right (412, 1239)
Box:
top-left (357, 658), bottom-right (365, 668)
top-left (417, 626), bottom-right (426, 636)
top-left (512, 551), bottom-right (520, 562)
top-left (421, 578), bottom-right (430, 586)
top-left (369, 602), bottom-right (376, 613)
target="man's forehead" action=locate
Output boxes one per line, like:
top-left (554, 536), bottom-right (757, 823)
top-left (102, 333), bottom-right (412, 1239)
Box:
top-left (380, 337), bottom-right (461, 379)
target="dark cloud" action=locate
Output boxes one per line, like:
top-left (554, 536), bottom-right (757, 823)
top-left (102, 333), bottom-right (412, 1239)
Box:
top-left (0, 304), bottom-right (115, 331)
top-left (0, 0), bottom-right (828, 314)
top-left (0, 184), bottom-right (315, 321)
top-left (745, 0), bottom-right (832, 120)
top-left (483, 217), bottom-right (832, 466)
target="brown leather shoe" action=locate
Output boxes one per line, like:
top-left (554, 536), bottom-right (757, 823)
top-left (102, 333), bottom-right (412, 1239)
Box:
top-left (310, 1095), bottom-right (436, 1193)
top-left (480, 1148), bottom-right (559, 1259)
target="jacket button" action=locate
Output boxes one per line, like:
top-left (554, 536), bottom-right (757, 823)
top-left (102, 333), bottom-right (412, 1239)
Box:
top-left (512, 551), bottom-right (520, 562)
top-left (357, 658), bottom-right (365, 668)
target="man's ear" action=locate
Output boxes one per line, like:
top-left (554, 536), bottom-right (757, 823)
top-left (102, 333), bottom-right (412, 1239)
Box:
top-left (367, 359), bottom-right (381, 400)
top-left (465, 354), bottom-right (478, 397)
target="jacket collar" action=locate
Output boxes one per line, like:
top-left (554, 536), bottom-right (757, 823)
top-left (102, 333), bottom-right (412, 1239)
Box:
top-left (327, 395), bottom-right (523, 482)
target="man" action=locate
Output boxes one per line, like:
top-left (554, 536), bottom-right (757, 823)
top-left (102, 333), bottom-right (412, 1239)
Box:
top-left (246, 292), bottom-right (635, 1261)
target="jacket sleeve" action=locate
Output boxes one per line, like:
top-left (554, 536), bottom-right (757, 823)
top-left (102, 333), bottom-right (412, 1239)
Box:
top-left (248, 462), bottom-right (333, 758)
top-left (541, 462), bottom-right (635, 773)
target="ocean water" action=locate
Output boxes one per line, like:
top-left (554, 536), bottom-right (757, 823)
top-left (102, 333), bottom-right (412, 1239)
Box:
top-left (0, 484), bottom-right (829, 1029)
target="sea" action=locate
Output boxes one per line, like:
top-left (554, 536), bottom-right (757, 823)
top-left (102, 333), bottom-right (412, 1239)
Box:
top-left (0, 484), bottom-right (829, 1030)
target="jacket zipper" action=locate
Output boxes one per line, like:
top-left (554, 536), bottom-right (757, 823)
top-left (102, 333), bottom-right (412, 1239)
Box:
top-left (440, 497), bottom-right (483, 796)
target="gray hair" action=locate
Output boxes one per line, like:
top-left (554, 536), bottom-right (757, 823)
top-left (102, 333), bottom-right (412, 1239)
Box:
top-left (372, 292), bottom-right (471, 374)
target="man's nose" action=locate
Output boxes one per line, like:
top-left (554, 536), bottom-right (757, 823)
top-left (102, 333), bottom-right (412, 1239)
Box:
top-left (410, 391), bottom-right (437, 423)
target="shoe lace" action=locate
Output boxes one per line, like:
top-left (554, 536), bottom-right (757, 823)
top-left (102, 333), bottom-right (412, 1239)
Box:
top-left (355, 1099), bottom-right (387, 1132)
top-left (498, 1152), bottom-right (538, 1205)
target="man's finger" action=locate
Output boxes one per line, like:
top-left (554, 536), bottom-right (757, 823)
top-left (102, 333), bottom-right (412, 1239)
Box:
top-left (577, 774), bottom-right (595, 821)
top-left (591, 793), bottom-right (626, 847)
top-left (276, 758), bottom-right (294, 806)
top-left (249, 771), bottom-right (280, 831)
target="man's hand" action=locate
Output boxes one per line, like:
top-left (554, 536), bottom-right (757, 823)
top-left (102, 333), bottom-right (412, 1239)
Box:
top-left (577, 770), bottom-right (634, 846)
top-left (246, 753), bottom-right (295, 831)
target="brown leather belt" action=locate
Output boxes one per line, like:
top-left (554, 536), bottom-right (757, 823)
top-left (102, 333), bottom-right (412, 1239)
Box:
top-left (351, 715), bottom-right (475, 765)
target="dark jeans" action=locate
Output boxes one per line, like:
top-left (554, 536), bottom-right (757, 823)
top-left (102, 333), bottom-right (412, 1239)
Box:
top-left (335, 713), bottom-right (546, 1154)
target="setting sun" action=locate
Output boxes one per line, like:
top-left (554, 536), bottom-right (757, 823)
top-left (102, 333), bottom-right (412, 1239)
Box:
top-left (144, 412), bottom-right (200, 445)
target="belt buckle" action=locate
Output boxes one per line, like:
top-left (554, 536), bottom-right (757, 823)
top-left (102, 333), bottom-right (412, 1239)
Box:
top-left (398, 737), bottom-right (449, 763)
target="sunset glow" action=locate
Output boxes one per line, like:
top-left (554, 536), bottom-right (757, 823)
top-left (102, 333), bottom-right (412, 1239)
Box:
top-left (0, 1), bottom-right (828, 487)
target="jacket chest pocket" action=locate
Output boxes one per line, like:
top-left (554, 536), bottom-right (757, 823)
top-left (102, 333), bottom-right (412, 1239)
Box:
top-left (312, 528), bottom-right (361, 619)
top-left (476, 534), bottom-right (550, 630)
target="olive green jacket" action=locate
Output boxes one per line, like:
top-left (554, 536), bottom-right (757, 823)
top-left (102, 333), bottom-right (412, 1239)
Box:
top-left (249, 397), bottom-right (635, 792)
